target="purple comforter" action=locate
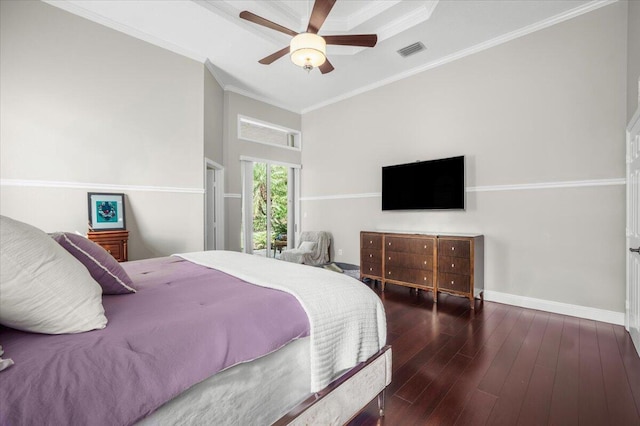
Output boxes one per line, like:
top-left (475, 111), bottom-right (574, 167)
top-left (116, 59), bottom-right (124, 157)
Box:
top-left (0, 257), bottom-right (310, 426)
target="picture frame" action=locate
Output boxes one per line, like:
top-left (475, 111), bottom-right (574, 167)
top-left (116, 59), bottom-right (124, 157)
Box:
top-left (87, 192), bottom-right (126, 231)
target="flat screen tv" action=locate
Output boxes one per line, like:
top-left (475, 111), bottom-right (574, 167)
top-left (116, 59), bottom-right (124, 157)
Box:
top-left (382, 156), bottom-right (465, 211)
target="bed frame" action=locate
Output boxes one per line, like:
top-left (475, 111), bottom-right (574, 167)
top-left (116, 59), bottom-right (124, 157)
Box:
top-left (274, 345), bottom-right (392, 425)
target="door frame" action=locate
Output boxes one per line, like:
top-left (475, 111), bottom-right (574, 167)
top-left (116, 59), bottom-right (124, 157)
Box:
top-left (626, 107), bottom-right (640, 356)
top-left (240, 155), bottom-right (301, 256)
top-left (204, 158), bottom-right (225, 250)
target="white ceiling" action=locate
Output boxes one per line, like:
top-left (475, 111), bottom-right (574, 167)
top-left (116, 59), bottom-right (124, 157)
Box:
top-left (46, 0), bottom-right (607, 113)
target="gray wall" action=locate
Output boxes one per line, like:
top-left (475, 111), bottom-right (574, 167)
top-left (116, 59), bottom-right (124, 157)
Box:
top-left (204, 67), bottom-right (224, 165)
top-left (0, 0), bottom-right (210, 259)
top-left (628, 0), bottom-right (640, 120)
top-left (223, 92), bottom-right (301, 251)
top-left (300, 2), bottom-right (627, 313)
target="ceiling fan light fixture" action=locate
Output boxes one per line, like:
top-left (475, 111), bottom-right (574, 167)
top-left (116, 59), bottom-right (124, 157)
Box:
top-left (290, 32), bottom-right (326, 70)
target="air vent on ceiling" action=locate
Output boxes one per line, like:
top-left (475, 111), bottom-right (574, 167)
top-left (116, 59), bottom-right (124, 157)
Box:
top-left (397, 42), bottom-right (426, 58)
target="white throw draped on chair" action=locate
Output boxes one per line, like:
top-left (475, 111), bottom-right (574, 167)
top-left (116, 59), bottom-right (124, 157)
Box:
top-left (281, 231), bottom-right (331, 265)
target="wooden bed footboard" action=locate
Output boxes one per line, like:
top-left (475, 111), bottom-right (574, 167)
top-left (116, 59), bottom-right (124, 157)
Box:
top-left (273, 345), bottom-right (392, 425)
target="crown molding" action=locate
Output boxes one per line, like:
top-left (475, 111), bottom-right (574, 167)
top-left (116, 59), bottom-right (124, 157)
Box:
top-left (377, 2), bottom-right (436, 42)
top-left (224, 85), bottom-right (302, 114)
top-left (43, 0), bottom-right (206, 63)
top-left (44, 0), bottom-right (617, 115)
top-left (301, 0), bottom-right (618, 114)
top-left (321, 1), bottom-right (402, 32)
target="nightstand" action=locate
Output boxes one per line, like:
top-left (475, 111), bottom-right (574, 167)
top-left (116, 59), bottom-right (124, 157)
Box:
top-left (87, 230), bottom-right (129, 262)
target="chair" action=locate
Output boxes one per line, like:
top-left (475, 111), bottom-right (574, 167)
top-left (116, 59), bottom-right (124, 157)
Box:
top-left (280, 231), bottom-right (331, 265)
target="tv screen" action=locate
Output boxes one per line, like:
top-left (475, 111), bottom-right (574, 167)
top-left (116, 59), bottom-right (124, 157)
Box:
top-left (382, 156), bottom-right (465, 210)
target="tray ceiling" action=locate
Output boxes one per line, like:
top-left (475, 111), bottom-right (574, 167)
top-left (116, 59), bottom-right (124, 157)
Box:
top-left (46, 0), bottom-right (607, 113)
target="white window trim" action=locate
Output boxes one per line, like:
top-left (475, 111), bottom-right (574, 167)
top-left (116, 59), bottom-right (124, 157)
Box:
top-left (237, 114), bottom-right (302, 151)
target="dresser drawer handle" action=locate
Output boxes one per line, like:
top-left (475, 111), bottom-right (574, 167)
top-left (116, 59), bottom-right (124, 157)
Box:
top-left (452, 263), bottom-right (455, 268)
top-left (451, 247), bottom-right (455, 251)
top-left (369, 267), bottom-right (373, 271)
top-left (388, 242), bottom-right (392, 246)
top-left (451, 280), bottom-right (454, 285)
top-left (369, 254), bottom-right (372, 258)
top-left (369, 240), bottom-right (372, 244)
top-left (424, 277), bottom-right (427, 281)
top-left (424, 260), bottom-right (427, 264)
top-left (424, 245), bottom-right (427, 249)
top-left (388, 257), bottom-right (391, 260)
top-left (107, 249), bottom-right (111, 254)
top-left (388, 271), bottom-right (391, 275)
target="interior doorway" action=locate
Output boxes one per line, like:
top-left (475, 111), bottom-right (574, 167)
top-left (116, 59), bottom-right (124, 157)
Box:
top-left (204, 158), bottom-right (224, 250)
top-left (241, 157), bottom-right (299, 258)
top-left (627, 110), bottom-right (640, 356)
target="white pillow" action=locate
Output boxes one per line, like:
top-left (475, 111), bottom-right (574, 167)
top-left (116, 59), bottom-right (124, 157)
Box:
top-left (0, 216), bottom-right (108, 334)
top-left (298, 241), bottom-right (317, 252)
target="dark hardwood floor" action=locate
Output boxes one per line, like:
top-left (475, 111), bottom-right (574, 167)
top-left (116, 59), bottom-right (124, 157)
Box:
top-left (349, 283), bottom-right (640, 426)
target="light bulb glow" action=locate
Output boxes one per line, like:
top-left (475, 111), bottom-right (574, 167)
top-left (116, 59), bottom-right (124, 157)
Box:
top-left (290, 33), bottom-right (326, 69)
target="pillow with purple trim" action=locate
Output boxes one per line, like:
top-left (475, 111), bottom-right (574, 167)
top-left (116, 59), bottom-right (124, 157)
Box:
top-left (51, 232), bottom-right (136, 295)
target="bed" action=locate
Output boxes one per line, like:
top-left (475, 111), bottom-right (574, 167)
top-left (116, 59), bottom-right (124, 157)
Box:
top-left (0, 215), bottom-right (391, 425)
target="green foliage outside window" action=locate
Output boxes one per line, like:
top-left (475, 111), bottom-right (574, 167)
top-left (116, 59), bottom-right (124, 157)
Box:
top-left (253, 164), bottom-right (288, 250)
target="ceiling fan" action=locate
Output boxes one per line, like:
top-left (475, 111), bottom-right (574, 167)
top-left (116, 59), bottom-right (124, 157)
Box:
top-left (239, 0), bottom-right (378, 74)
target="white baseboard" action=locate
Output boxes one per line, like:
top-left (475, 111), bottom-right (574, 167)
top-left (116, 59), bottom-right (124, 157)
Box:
top-left (483, 290), bottom-right (625, 325)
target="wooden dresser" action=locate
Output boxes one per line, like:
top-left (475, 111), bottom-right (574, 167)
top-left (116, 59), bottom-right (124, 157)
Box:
top-left (87, 230), bottom-right (129, 262)
top-left (360, 231), bottom-right (484, 308)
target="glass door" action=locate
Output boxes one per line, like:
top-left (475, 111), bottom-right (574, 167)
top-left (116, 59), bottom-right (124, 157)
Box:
top-left (269, 164), bottom-right (288, 259)
top-left (244, 161), bottom-right (292, 258)
top-left (251, 162), bottom-right (268, 256)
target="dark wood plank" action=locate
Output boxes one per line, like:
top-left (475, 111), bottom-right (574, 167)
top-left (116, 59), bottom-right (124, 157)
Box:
top-left (578, 319), bottom-right (608, 425)
top-left (534, 312), bottom-right (564, 370)
top-left (516, 363), bottom-right (555, 426)
top-left (477, 309), bottom-right (535, 396)
top-left (387, 329), bottom-right (450, 396)
top-left (425, 322), bottom-right (506, 426)
top-left (389, 321), bottom-right (437, 372)
top-left (407, 353), bottom-right (473, 424)
top-left (395, 303), bottom-right (502, 402)
top-left (485, 311), bottom-right (549, 425)
top-left (457, 303), bottom-right (511, 357)
top-left (453, 389), bottom-right (497, 426)
top-left (595, 321), bottom-right (640, 425)
top-left (548, 316), bottom-right (580, 425)
top-left (613, 325), bottom-right (640, 419)
top-left (348, 286), bottom-right (640, 426)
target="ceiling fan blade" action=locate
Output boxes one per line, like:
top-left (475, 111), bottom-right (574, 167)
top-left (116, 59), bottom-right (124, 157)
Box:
top-left (258, 47), bottom-right (290, 65)
top-left (324, 34), bottom-right (378, 47)
top-left (240, 11), bottom-right (298, 37)
top-left (319, 58), bottom-right (335, 74)
top-left (307, 0), bottom-right (337, 34)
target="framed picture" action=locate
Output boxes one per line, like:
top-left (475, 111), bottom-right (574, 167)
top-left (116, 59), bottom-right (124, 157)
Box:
top-left (87, 192), bottom-right (126, 231)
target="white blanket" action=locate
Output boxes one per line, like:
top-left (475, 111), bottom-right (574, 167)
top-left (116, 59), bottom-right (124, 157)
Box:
top-left (175, 251), bottom-right (387, 392)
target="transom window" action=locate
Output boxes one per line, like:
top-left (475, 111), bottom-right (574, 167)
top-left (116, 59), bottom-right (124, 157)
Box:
top-left (238, 115), bottom-right (301, 151)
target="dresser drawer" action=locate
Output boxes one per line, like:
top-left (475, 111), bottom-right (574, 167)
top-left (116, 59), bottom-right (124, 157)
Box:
top-left (361, 233), bottom-right (382, 250)
top-left (385, 236), bottom-right (434, 254)
top-left (100, 243), bottom-right (122, 261)
top-left (386, 251), bottom-right (434, 270)
top-left (438, 239), bottom-right (470, 258)
top-left (437, 255), bottom-right (470, 275)
top-left (361, 248), bottom-right (382, 263)
top-left (361, 262), bottom-right (382, 277)
top-left (385, 267), bottom-right (434, 287)
top-left (438, 273), bottom-right (470, 293)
